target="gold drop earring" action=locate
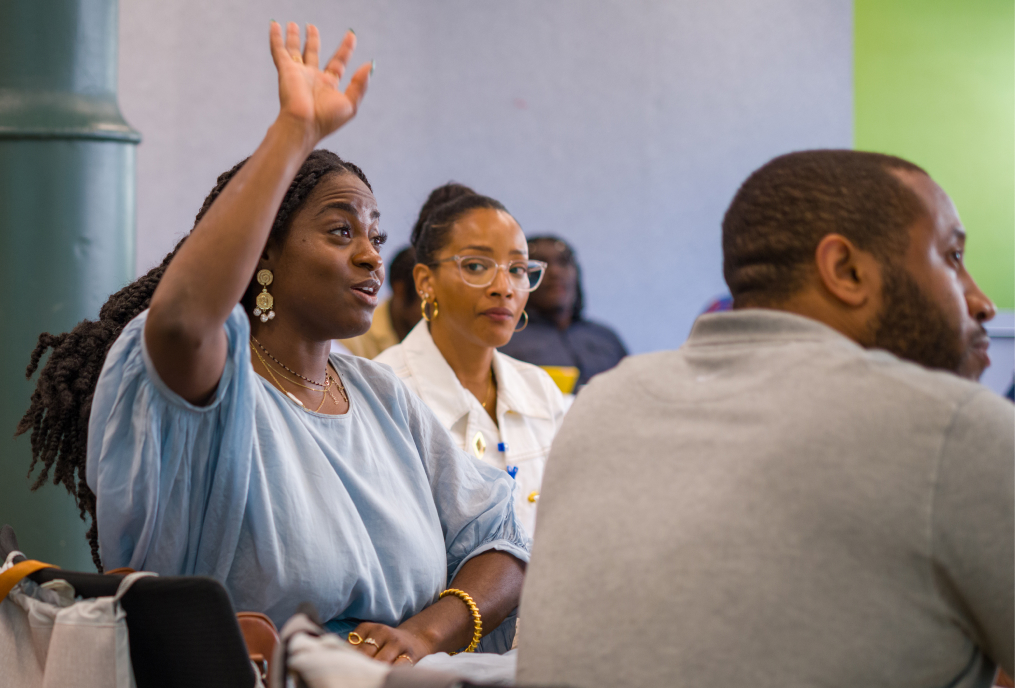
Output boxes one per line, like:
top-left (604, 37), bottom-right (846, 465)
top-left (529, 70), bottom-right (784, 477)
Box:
top-left (253, 269), bottom-right (276, 323)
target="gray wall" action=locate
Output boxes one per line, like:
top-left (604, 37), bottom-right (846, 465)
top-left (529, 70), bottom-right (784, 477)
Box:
top-left (119, 0), bottom-right (853, 354)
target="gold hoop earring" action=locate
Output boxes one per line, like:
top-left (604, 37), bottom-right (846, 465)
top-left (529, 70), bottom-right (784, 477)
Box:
top-left (515, 310), bottom-right (529, 332)
top-left (253, 269), bottom-right (276, 323)
top-left (421, 298), bottom-right (439, 322)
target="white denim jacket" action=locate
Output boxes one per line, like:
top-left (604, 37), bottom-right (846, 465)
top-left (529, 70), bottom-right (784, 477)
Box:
top-left (375, 320), bottom-right (568, 535)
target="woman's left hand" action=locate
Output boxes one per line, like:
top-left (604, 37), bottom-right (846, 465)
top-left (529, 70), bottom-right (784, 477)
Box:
top-left (270, 22), bottom-right (372, 144)
top-left (348, 622), bottom-right (433, 665)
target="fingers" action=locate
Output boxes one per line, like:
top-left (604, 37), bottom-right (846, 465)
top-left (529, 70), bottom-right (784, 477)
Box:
top-left (303, 24), bottom-right (320, 68)
top-left (374, 640), bottom-right (413, 665)
top-left (343, 62), bottom-right (373, 114)
top-left (349, 623), bottom-right (383, 659)
top-left (348, 623), bottom-right (417, 665)
top-left (285, 21), bottom-right (303, 63)
top-left (268, 21), bottom-right (287, 70)
top-left (323, 30), bottom-right (357, 82)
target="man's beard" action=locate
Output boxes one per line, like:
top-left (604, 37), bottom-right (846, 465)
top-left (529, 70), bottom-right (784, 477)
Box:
top-left (871, 269), bottom-right (967, 376)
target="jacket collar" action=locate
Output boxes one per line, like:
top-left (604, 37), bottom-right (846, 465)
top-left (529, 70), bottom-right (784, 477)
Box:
top-left (400, 319), bottom-right (552, 426)
top-left (687, 308), bottom-right (862, 350)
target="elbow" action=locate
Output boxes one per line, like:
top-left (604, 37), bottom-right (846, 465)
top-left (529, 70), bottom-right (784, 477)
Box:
top-left (145, 300), bottom-right (209, 355)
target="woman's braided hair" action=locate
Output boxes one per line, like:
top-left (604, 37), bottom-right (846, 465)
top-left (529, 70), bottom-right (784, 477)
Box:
top-left (16, 149), bottom-right (371, 571)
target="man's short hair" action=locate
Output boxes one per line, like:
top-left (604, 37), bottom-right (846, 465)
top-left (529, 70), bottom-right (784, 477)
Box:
top-left (387, 246), bottom-right (416, 297)
top-left (722, 150), bottom-right (928, 307)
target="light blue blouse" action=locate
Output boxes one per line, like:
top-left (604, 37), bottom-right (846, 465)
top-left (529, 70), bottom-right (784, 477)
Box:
top-left (85, 305), bottom-right (530, 637)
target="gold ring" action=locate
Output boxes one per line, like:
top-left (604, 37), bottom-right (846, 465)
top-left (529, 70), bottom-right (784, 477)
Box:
top-left (292, 53), bottom-right (303, 63)
top-left (363, 637), bottom-right (380, 649)
top-left (396, 653), bottom-right (414, 665)
top-left (347, 632), bottom-right (364, 645)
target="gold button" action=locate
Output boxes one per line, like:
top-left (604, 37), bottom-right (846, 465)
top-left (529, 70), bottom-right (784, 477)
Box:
top-left (471, 431), bottom-right (487, 459)
top-left (527, 491), bottom-right (540, 503)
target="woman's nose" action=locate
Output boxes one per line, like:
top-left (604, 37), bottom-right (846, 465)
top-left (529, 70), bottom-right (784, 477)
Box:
top-left (488, 265), bottom-right (514, 296)
top-left (355, 242), bottom-right (383, 272)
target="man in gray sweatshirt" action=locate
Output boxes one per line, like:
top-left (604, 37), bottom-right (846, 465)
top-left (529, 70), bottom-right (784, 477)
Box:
top-left (517, 150), bottom-right (1013, 688)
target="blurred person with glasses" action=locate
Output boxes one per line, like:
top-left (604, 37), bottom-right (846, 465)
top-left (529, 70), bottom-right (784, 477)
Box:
top-left (376, 184), bottom-right (567, 535)
top-left (499, 236), bottom-right (627, 391)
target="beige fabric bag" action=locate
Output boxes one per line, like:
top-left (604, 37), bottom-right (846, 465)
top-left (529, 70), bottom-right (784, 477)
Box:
top-left (0, 551), bottom-right (154, 688)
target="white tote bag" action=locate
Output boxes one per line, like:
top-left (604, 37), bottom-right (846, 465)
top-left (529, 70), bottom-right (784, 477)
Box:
top-left (0, 551), bottom-right (155, 688)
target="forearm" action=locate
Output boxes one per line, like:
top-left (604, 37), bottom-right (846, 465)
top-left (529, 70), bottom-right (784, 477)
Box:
top-left (150, 118), bottom-right (313, 335)
top-left (400, 550), bottom-right (526, 653)
top-left (145, 118), bottom-right (314, 400)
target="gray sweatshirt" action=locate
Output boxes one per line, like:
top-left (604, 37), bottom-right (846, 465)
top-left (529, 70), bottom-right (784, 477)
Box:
top-left (517, 309), bottom-right (1014, 688)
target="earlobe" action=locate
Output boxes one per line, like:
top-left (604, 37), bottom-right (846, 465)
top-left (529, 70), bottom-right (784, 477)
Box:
top-left (814, 234), bottom-right (873, 309)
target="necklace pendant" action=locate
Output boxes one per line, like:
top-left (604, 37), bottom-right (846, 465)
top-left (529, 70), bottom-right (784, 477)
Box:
top-left (286, 391), bottom-right (305, 407)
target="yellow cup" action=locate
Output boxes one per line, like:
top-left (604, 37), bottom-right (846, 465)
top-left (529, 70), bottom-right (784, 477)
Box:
top-left (539, 365), bottom-right (580, 395)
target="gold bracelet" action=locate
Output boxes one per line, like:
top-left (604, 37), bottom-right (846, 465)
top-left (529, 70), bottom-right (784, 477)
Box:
top-left (440, 588), bottom-right (483, 653)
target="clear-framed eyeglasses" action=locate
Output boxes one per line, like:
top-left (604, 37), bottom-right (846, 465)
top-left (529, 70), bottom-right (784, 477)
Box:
top-left (434, 255), bottom-right (548, 291)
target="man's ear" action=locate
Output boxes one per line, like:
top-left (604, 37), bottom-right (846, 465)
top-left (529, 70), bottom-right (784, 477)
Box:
top-left (413, 263), bottom-right (434, 301)
top-left (813, 233), bottom-right (881, 309)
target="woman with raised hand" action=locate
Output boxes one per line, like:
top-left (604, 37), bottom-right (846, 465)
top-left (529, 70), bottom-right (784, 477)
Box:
top-left (375, 184), bottom-right (568, 536)
top-left (19, 23), bottom-right (527, 663)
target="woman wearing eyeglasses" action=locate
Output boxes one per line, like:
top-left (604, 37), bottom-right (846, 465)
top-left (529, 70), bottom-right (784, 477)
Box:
top-left (375, 184), bottom-right (567, 535)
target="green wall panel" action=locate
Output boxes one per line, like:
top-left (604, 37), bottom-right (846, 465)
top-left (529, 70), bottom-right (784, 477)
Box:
top-left (855, 0), bottom-right (1014, 309)
top-left (0, 0), bottom-right (137, 570)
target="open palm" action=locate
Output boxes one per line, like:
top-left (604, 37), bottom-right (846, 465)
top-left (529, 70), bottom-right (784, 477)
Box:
top-left (270, 22), bottom-right (371, 143)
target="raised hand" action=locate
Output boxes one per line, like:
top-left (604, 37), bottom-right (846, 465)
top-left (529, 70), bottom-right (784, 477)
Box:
top-left (269, 22), bottom-right (372, 144)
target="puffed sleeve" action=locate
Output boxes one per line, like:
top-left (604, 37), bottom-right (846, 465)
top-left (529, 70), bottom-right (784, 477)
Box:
top-left (401, 385), bottom-right (532, 583)
top-left (86, 304), bottom-right (257, 577)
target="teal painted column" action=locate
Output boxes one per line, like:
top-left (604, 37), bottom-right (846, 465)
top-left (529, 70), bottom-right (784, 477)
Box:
top-left (0, 0), bottom-right (138, 570)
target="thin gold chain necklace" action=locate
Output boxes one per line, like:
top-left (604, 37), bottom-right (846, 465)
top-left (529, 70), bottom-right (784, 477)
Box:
top-left (251, 335), bottom-right (327, 387)
top-left (258, 351), bottom-right (332, 392)
top-left (251, 343), bottom-right (328, 411)
top-left (262, 352), bottom-right (342, 407)
top-left (249, 337), bottom-right (349, 406)
top-left (480, 369), bottom-right (495, 409)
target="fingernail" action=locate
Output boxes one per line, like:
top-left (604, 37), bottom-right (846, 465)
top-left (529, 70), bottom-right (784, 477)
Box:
top-left (349, 28), bottom-right (356, 35)
top-left (271, 18), bottom-right (277, 24)
top-left (370, 59), bottom-right (376, 76)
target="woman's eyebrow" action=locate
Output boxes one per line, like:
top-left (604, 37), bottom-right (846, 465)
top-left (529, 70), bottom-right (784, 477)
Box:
top-left (460, 245), bottom-right (527, 256)
top-left (316, 201), bottom-right (381, 221)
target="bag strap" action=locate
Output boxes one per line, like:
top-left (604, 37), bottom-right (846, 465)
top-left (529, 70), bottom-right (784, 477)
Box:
top-left (113, 570), bottom-right (158, 602)
top-left (0, 560), bottom-right (56, 602)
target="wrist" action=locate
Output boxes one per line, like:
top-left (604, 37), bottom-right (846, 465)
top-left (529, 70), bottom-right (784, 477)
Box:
top-left (267, 115), bottom-right (319, 157)
top-left (396, 617), bottom-right (442, 656)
